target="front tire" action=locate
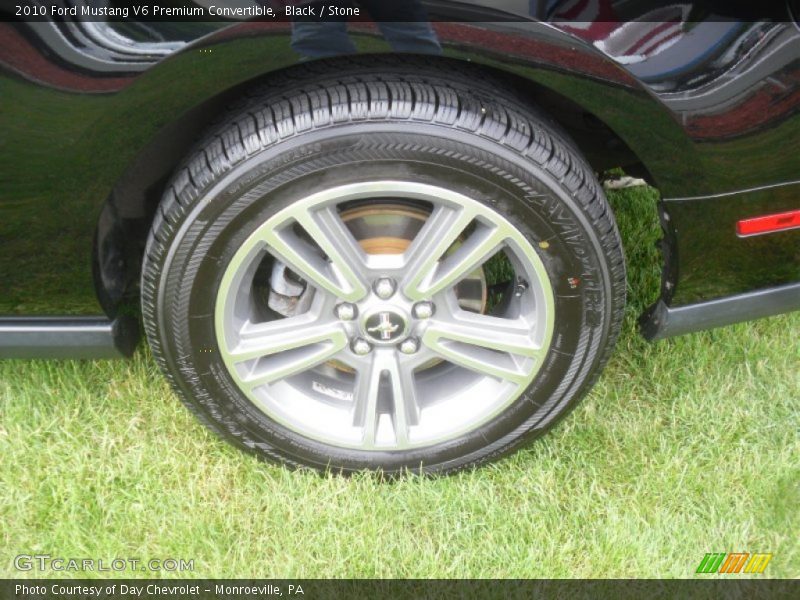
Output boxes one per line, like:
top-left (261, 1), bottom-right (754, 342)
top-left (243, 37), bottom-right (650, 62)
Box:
top-left (141, 63), bottom-right (626, 474)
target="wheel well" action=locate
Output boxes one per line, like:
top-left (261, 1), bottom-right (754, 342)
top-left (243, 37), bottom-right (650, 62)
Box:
top-left (95, 55), bottom-right (657, 317)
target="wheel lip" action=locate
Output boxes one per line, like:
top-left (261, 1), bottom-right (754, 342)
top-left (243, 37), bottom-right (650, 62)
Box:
top-left (214, 181), bottom-right (556, 452)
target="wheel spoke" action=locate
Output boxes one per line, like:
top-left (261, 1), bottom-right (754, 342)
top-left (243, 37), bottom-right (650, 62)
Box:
top-left (426, 225), bottom-right (506, 297)
top-left (352, 350), bottom-right (419, 448)
top-left (297, 206), bottom-right (370, 297)
top-left (225, 315), bottom-right (347, 387)
top-left (263, 208), bottom-right (368, 302)
top-left (402, 206), bottom-right (507, 299)
top-left (401, 205), bottom-right (475, 300)
top-left (422, 314), bottom-right (542, 385)
top-left (352, 353), bottom-right (383, 449)
top-left (387, 357), bottom-right (420, 448)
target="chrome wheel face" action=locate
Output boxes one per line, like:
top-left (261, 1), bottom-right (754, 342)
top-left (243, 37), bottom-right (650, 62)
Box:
top-left (215, 182), bottom-right (555, 451)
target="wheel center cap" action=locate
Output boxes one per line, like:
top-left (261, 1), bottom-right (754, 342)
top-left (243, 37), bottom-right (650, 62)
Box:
top-left (363, 308), bottom-right (408, 344)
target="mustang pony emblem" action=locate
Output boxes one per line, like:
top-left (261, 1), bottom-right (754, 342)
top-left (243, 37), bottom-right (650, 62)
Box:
top-left (367, 313), bottom-right (401, 341)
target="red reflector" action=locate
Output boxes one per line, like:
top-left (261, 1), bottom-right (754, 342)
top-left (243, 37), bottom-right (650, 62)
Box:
top-left (737, 210), bottom-right (800, 237)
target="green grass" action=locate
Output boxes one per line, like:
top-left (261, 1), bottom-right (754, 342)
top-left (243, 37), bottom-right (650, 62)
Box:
top-left (1, 187), bottom-right (798, 579)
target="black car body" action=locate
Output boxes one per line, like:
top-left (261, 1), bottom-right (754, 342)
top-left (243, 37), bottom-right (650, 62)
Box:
top-left (1, 1), bottom-right (798, 473)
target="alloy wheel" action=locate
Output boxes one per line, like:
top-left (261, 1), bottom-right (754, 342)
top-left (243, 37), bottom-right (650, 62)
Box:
top-left (215, 181), bottom-right (555, 451)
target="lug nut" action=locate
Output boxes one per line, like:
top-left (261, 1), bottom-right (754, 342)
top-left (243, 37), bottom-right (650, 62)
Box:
top-left (412, 301), bottom-right (435, 320)
top-left (351, 338), bottom-right (373, 356)
top-left (373, 277), bottom-right (396, 300)
top-left (335, 303), bottom-right (357, 321)
top-left (399, 337), bottom-right (420, 355)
